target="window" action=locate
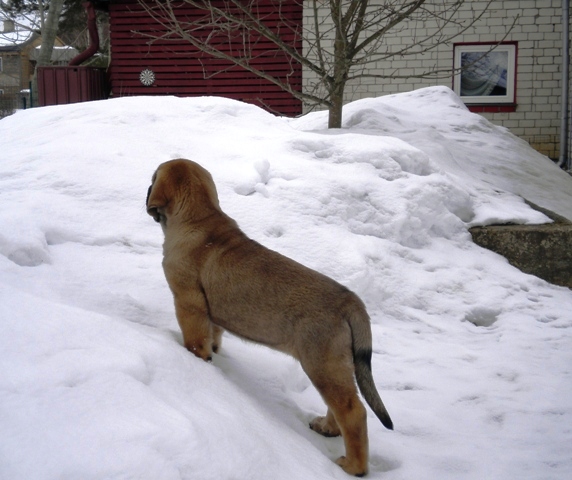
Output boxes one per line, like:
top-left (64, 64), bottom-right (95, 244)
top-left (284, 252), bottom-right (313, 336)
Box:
top-left (0, 57), bottom-right (3, 72)
top-left (453, 42), bottom-right (517, 110)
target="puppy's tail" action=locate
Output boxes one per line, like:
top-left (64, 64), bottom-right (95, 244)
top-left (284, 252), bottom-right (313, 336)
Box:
top-left (347, 300), bottom-right (394, 431)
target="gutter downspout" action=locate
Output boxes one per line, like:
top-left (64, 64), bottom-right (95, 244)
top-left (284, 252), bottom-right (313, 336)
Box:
top-left (68, 2), bottom-right (99, 66)
top-left (559, 0), bottom-right (570, 170)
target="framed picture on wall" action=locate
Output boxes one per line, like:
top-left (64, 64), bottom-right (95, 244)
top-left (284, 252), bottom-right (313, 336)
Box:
top-left (453, 42), bottom-right (517, 105)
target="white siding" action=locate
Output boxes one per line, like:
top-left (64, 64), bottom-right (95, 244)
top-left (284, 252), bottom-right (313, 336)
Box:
top-left (302, 0), bottom-right (568, 159)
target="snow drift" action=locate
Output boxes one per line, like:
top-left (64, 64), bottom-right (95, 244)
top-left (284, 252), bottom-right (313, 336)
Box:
top-left (1, 87), bottom-right (571, 480)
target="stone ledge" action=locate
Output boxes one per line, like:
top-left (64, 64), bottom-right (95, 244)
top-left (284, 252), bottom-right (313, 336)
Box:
top-left (469, 202), bottom-right (572, 289)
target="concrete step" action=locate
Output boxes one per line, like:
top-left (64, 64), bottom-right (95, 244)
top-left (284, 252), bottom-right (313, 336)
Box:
top-left (469, 201), bottom-right (572, 289)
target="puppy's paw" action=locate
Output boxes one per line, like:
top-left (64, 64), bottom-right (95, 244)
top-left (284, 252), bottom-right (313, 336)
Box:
top-left (309, 416), bottom-right (341, 437)
top-left (335, 456), bottom-right (367, 477)
top-left (185, 341), bottom-right (213, 362)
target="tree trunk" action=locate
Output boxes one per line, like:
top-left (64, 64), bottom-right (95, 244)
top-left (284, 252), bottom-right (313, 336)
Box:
top-left (328, 81), bottom-right (345, 128)
top-left (328, 4), bottom-right (348, 129)
top-left (36, 0), bottom-right (65, 66)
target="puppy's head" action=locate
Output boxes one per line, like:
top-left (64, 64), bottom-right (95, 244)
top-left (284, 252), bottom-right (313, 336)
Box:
top-left (146, 159), bottom-right (221, 227)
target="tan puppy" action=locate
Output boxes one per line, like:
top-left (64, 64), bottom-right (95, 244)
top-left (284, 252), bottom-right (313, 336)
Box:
top-left (146, 159), bottom-right (393, 477)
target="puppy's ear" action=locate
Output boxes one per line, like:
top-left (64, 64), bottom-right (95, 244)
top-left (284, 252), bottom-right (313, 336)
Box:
top-left (194, 168), bottom-right (221, 211)
top-left (146, 171), bottom-right (170, 222)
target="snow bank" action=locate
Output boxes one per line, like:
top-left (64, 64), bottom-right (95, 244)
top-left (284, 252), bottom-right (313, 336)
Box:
top-left (1, 87), bottom-right (571, 479)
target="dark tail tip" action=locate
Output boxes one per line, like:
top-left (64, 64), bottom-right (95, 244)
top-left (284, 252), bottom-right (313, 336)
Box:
top-left (354, 348), bottom-right (394, 431)
top-left (382, 414), bottom-right (394, 430)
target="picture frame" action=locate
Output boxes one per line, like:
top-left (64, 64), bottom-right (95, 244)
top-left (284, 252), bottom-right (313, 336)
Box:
top-left (453, 42), bottom-right (517, 105)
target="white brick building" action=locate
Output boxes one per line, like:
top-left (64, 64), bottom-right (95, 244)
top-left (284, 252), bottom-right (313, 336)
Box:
top-left (302, 0), bottom-right (570, 162)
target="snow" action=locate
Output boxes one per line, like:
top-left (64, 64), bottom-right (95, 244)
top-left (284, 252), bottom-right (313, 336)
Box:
top-left (1, 86), bottom-right (571, 480)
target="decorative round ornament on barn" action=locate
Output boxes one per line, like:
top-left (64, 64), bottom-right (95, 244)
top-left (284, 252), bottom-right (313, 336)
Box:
top-left (139, 69), bottom-right (156, 86)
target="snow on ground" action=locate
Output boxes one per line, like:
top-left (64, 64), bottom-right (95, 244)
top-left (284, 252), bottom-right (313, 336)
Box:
top-left (1, 86), bottom-right (571, 480)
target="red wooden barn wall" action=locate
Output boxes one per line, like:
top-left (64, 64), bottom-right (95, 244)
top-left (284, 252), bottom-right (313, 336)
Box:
top-left (108, 0), bottom-right (302, 116)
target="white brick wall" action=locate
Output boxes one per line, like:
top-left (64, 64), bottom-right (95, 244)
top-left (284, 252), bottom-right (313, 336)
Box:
top-left (302, 0), bottom-right (568, 159)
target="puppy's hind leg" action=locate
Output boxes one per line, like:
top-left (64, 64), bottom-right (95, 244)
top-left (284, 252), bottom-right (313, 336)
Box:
top-left (303, 355), bottom-right (369, 477)
top-left (331, 392), bottom-right (368, 477)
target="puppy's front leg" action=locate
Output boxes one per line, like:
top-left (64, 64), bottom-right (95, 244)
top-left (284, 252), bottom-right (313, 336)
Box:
top-left (172, 290), bottom-right (214, 362)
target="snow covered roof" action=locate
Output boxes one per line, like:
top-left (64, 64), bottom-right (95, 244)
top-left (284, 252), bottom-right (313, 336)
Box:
top-left (0, 16), bottom-right (78, 60)
top-left (29, 44), bottom-right (79, 62)
top-left (0, 17), bottom-right (39, 49)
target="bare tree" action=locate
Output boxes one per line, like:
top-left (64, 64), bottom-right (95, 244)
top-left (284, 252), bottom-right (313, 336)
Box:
top-left (1, 1), bottom-right (82, 65)
top-left (139, 0), bottom-right (509, 128)
top-left (36, 0), bottom-right (65, 66)
top-left (0, 1), bottom-right (44, 35)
